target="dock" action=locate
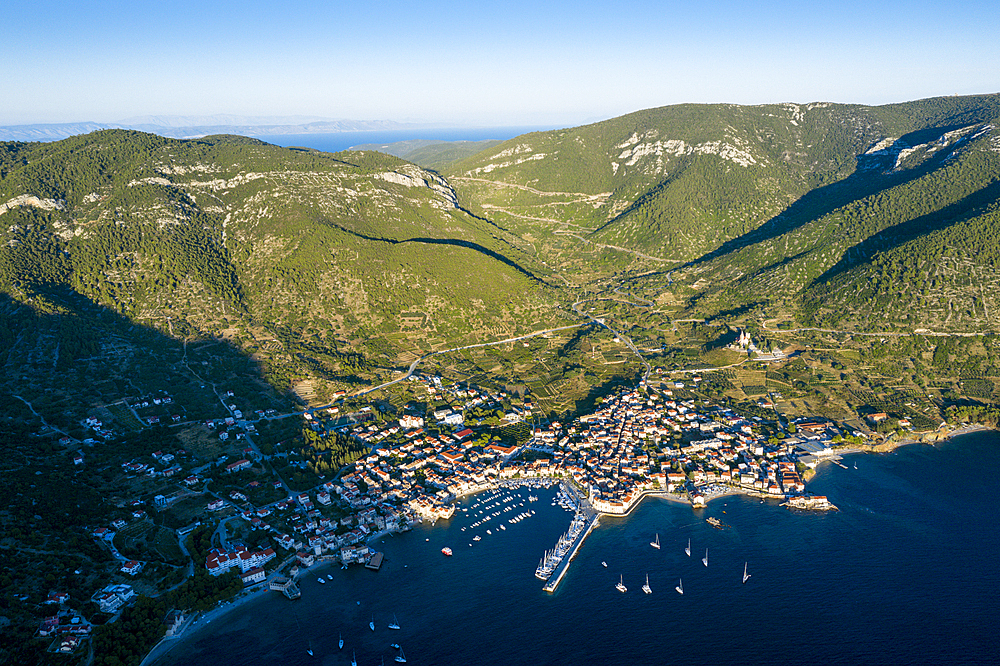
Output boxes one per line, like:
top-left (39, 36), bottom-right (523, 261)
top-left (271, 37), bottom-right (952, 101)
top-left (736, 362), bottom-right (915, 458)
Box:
top-left (365, 551), bottom-right (384, 570)
top-left (542, 512), bottom-right (599, 593)
top-left (541, 481), bottom-right (599, 593)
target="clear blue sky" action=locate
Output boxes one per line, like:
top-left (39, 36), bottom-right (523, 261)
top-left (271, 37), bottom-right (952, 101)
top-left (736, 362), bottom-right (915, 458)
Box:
top-left (4, 0), bottom-right (999, 126)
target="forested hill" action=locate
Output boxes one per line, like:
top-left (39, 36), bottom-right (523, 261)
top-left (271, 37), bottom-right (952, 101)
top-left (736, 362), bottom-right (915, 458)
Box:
top-left (446, 94), bottom-right (1000, 331)
top-left (0, 130), bottom-right (561, 409)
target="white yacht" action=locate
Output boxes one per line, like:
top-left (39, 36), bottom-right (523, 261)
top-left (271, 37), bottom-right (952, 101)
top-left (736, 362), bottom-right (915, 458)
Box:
top-left (389, 614), bottom-right (400, 630)
top-left (369, 614), bottom-right (375, 631)
top-left (395, 647), bottom-right (407, 663)
top-left (685, 538), bottom-right (691, 557)
top-left (742, 562), bottom-right (751, 584)
top-left (616, 574), bottom-right (627, 593)
top-left (339, 633), bottom-right (344, 649)
top-left (675, 578), bottom-right (684, 595)
top-left (702, 548), bottom-right (709, 567)
top-left (642, 573), bottom-right (652, 594)
top-left (650, 533), bottom-right (660, 549)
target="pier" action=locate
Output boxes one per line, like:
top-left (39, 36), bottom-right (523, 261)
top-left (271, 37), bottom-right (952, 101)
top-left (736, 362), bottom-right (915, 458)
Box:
top-left (540, 481), bottom-right (599, 593)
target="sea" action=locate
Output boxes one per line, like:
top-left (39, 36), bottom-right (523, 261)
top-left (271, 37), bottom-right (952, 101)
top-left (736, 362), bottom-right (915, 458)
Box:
top-left (152, 431), bottom-right (1000, 666)
top-left (252, 126), bottom-right (553, 154)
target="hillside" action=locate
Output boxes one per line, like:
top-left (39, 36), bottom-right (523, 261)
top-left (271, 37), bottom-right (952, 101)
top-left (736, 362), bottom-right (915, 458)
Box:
top-left (0, 130), bottom-right (565, 419)
top-left (447, 95), bottom-right (1000, 328)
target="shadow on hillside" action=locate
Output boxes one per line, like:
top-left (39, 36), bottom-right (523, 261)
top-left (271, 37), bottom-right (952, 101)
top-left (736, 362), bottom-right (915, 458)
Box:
top-left (324, 221), bottom-right (545, 283)
top-left (809, 178), bottom-right (1000, 289)
top-left (0, 285), bottom-right (301, 438)
top-left (687, 126), bottom-right (972, 268)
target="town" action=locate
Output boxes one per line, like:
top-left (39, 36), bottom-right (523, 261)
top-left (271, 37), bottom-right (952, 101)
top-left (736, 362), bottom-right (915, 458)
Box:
top-left (32, 370), bottom-right (855, 657)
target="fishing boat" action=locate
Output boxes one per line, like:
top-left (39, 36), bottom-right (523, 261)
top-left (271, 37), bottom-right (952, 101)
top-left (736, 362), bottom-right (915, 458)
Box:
top-left (395, 647), bottom-right (407, 663)
top-left (642, 574), bottom-right (652, 594)
top-left (742, 562), bottom-right (751, 584)
top-left (685, 538), bottom-right (691, 557)
top-left (702, 548), bottom-right (709, 567)
top-left (650, 533), bottom-right (660, 549)
top-left (616, 574), bottom-right (627, 593)
top-left (675, 578), bottom-right (684, 595)
top-left (369, 614), bottom-right (375, 631)
top-left (389, 614), bottom-right (400, 630)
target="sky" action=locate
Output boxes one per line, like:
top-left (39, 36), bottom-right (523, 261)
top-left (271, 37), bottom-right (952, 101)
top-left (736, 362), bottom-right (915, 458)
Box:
top-left (4, 0), bottom-right (999, 127)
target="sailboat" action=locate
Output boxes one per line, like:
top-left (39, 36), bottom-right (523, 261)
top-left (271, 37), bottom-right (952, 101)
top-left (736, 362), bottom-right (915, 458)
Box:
top-left (339, 632), bottom-right (344, 649)
top-left (351, 651), bottom-right (358, 666)
top-left (702, 548), bottom-right (709, 567)
top-left (685, 538), bottom-right (691, 557)
top-left (675, 578), bottom-right (684, 595)
top-left (742, 562), bottom-right (751, 584)
top-left (395, 647), bottom-right (407, 663)
top-left (307, 640), bottom-right (314, 657)
top-left (389, 614), bottom-right (400, 630)
top-left (616, 574), bottom-right (627, 593)
top-left (642, 573), bottom-right (652, 594)
top-left (650, 533), bottom-right (660, 549)
top-left (369, 614), bottom-right (375, 631)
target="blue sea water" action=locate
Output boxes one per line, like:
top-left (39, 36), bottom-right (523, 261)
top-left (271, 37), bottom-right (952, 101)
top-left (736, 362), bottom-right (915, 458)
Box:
top-left (252, 127), bottom-right (553, 154)
top-left (152, 432), bottom-right (1000, 666)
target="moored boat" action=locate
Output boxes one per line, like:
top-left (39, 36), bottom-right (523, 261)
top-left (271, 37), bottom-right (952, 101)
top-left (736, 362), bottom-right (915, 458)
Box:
top-left (441, 547), bottom-right (453, 556)
top-left (616, 574), bottom-right (627, 593)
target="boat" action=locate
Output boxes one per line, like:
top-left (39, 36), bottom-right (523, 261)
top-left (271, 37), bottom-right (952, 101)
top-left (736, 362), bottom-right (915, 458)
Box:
top-left (326, 574), bottom-right (333, 581)
top-left (307, 641), bottom-right (314, 657)
top-left (391, 644), bottom-right (400, 650)
top-left (352, 651), bottom-right (358, 666)
top-left (675, 578), bottom-right (684, 595)
top-left (742, 562), bottom-right (751, 584)
top-left (650, 533), bottom-right (660, 549)
top-left (642, 574), bottom-right (652, 594)
top-left (616, 574), bottom-right (627, 593)
top-left (601, 561), bottom-right (608, 568)
top-left (370, 614), bottom-right (375, 631)
top-left (317, 577), bottom-right (326, 584)
top-left (685, 538), bottom-right (691, 557)
top-left (473, 535), bottom-right (481, 541)
top-left (395, 647), bottom-right (407, 663)
top-left (702, 548), bottom-right (709, 567)
top-left (441, 547), bottom-right (453, 556)
top-left (339, 632), bottom-right (344, 649)
top-left (389, 614), bottom-right (400, 630)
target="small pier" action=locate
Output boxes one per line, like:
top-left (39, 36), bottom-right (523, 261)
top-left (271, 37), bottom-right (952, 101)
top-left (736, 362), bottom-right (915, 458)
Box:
top-left (365, 551), bottom-right (384, 570)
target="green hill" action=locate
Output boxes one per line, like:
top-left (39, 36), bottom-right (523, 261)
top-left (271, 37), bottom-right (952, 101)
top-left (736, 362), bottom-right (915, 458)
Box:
top-left (0, 130), bottom-right (562, 411)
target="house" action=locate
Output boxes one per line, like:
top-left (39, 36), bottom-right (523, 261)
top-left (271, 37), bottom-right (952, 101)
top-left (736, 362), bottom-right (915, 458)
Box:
top-left (226, 459), bottom-right (251, 474)
top-left (120, 560), bottom-right (143, 576)
top-left (241, 567), bottom-right (266, 586)
top-left (43, 592), bottom-right (70, 605)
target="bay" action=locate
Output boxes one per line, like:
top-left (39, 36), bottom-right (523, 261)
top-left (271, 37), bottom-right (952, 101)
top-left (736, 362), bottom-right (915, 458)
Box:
top-left (152, 431), bottom-right (1000, 666)
top-left (251, 126), bottom-right (552, 154)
